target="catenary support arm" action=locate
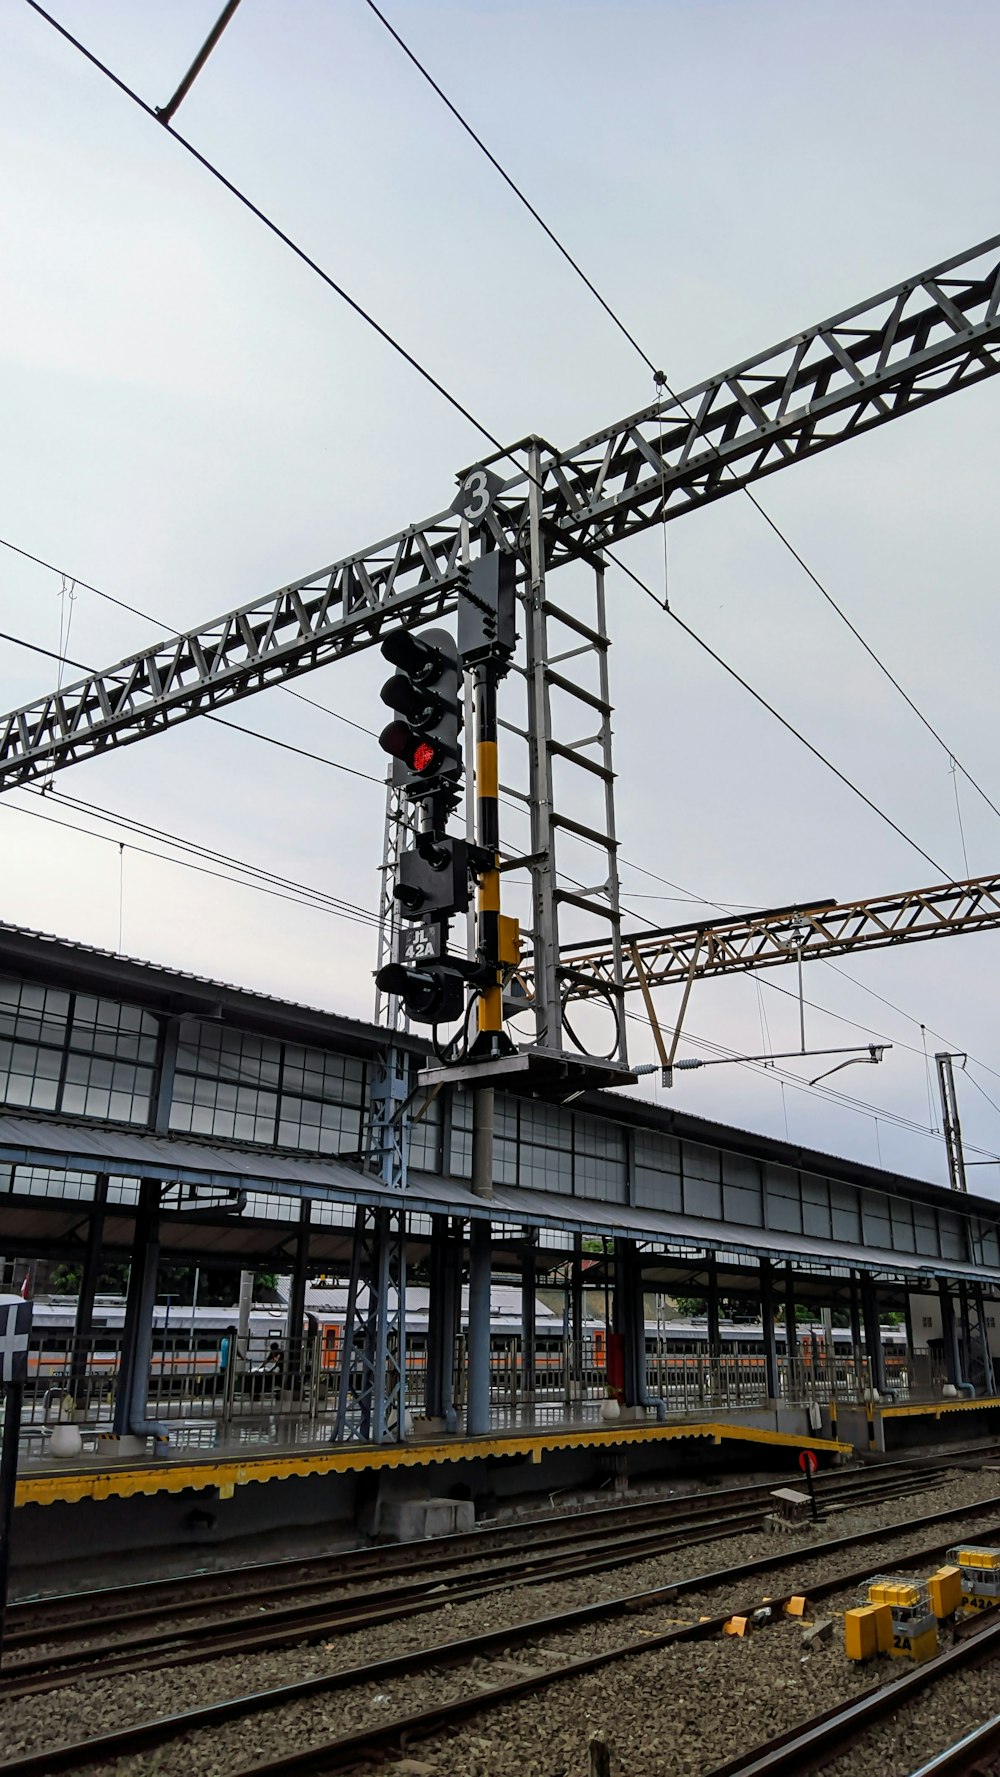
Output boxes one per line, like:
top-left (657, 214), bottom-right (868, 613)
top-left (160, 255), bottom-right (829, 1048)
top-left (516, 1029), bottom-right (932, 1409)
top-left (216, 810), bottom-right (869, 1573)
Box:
top-left (556, 872), bottom-right (1000, 997)
top-left (1, 232), bottom-right (999, 789)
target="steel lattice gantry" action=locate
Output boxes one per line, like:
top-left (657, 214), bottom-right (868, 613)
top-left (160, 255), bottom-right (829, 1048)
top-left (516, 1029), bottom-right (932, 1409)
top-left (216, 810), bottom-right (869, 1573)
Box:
top-left (3, 233), bottom-right (1000, 1070)
top-left (558, 872), bottom-right (1000, 997)
top-left (2, 232), bottom-right (999, 786)
top-left (5, 233), bottom-right (1000, 1444)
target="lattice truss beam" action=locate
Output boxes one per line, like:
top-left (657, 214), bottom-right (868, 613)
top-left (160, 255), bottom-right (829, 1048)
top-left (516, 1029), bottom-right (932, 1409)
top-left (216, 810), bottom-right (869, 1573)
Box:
top-left (557, 874), bottom-right (1000, 998)
top-left (1, 234), bottom-right (999, 788)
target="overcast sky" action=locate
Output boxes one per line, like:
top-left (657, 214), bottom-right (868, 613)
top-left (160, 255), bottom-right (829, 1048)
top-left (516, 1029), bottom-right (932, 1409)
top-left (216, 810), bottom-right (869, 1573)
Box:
top-left (3, 0), bottom-right (1000, 1191)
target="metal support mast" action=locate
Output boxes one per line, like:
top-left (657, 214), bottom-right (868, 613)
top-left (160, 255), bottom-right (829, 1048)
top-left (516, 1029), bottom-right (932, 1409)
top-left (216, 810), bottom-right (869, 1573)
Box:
top-left (935, 1051), bottom-right (969, 1192)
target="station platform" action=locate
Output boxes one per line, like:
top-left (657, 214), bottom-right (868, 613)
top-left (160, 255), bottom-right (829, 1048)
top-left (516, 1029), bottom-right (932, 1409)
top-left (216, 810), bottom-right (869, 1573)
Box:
top-left (836, 1392), bottom-right (1000, 1453)
top-left (15, 1410), bottom-right (853, 1510)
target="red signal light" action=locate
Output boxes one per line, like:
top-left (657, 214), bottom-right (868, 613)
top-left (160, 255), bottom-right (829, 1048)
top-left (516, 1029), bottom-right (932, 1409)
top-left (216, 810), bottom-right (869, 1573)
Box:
top-left (413, 740), bottom-right (436, 774)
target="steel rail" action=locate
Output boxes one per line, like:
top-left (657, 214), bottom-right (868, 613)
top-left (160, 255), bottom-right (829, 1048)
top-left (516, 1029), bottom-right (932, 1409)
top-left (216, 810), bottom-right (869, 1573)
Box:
top-left (703, 1620), bottom-right (1000, 1777)
top-left (2, 1496), bottom-right (998, 1772)
top-left (906, 1712), bottom-right (1000, 1776)
top-left (0, 1467), bottom-right (952, 1684)
top-left (9, 1450), bottom-right (947, 1639)
top-left (1, 235), bottom-right (998, 789)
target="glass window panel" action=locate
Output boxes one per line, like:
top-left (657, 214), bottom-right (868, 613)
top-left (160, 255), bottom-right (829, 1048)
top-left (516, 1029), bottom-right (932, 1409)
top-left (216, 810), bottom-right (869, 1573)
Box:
top-left (831, 1182), bottom-right (861, 1242)
top-left (722, 1152), bottom-right (760, 1190)
top-left (938, 1211), bottom-right (968, 1261)
top-left (685, 1174), bottom-right (722, 1219)
top-left (634, 1168), bottom-right (682, 1212)
top-left (634, 1130), bottom-right (680, 1176)
top-left (767, 1190), bottom-right (802, 1234)
top-left (492, 1137), bottom-right (518, 1186)
top-left (861, 1197), bottom-right (892, 1249)
top-left (723, 1182), bottom-right (762, 1227)
top-left (683, 1142), bottom-right (720, 1184)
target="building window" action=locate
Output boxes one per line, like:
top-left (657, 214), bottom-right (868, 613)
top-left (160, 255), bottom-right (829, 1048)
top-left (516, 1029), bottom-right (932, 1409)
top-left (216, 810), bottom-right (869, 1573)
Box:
top-left (0, 977), bottom-right (158, 1124)
top-left (168, 1018), bottom-right (365, 1155)
top-left (922, 1316), bottom-right (933, 1327)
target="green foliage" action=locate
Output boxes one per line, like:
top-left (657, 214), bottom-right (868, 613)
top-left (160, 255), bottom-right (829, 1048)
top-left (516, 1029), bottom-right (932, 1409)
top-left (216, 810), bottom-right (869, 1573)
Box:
top-left (671, 1294), bottom-right (761, 1320)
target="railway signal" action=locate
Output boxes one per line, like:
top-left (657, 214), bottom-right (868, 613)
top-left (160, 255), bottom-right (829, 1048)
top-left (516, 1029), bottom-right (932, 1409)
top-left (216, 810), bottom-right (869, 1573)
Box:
top-left (394, 833), bottom-right (470, 923)
top-left (375, 957), bottom-right (466, 1025)
top-left (378, 627), bottom-right (462, 803)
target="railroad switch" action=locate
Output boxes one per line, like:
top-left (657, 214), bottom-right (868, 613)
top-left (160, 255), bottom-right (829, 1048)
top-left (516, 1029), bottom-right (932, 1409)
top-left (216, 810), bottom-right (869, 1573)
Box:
top-left (946, 1545), bottom-right (1000, 1615)
top-left (845, 1578), bottom-right (937, 1664)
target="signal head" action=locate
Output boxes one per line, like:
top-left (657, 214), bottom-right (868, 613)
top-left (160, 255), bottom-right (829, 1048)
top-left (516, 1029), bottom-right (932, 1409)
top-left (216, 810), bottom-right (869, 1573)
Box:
top-left (381, 628), bottom-right (444, 684)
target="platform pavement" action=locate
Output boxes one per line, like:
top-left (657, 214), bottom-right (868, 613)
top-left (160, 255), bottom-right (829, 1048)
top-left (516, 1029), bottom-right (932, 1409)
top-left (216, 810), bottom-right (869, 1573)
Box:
top-left (14, 1399), bottom-right (856, 1508)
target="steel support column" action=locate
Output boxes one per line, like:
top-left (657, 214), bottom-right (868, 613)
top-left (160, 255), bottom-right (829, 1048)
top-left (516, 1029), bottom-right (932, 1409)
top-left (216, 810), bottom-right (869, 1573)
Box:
top-left (335, 1205), bottom-right (407, 1444)
top-left (112, 1180), bottom-right (165, 1440)
top-left (571, 1232), bottom-right (584, 1392)
top-left (525, 439), bottom-right (558, 1048)
top-left (70, 1173), bottom-right (108, 1402)
top-left (425, 1214), bottom-right (459, 1429)
top-left (759, 1258), bottom-right (779, 1402)
top-left (466, 1217), bottom-right (492, 1435)
top-left (975, 1287), bottom-right (997, 1396)
top-left (861, 1274), bottom-right (887, 1396)
top-left (903, 1292), bottom-right (916, 1366)
top-left (939, 1279), bottom-right (963, 1387)
top-left (520, 1232), bottom-right (536, 1411)
top-left (849, 1270), bottom-right (865, 1381)
top-left (706, 1255), bottom-right (721, 1367)
top-left (958, 1281), bottom-right (975, 1386)
top-left (613, 1238), bottom-right (642, 1409)
top-left (285, 1198), bottom-right (312, 1364)
top-left (784, 1264), bottom-right (797, 1391)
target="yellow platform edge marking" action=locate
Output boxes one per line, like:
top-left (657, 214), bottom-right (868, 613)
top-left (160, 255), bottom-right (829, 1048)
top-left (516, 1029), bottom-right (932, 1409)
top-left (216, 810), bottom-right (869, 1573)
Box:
top-left (14, 1420), bottom-right (851, 1509)
top-left (879, 1396), bottom-right (1000, 1419)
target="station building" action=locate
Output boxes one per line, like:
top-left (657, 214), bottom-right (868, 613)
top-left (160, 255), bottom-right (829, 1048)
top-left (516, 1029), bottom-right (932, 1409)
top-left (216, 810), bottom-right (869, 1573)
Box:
top-left (2, 918), bottom-right (1000, 1556)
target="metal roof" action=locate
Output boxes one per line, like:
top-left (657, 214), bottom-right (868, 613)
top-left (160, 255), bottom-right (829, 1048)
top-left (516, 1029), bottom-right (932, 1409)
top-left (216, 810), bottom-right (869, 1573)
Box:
top-left (0, 920), bottom-right (427, 1057)
top-left (1, 1111), bottom-right (997, 1288)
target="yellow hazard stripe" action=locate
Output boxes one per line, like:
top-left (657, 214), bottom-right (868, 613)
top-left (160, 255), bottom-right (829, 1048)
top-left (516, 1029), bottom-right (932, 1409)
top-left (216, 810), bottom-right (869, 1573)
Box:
top-left (476, 740), bottom-right (498, 800)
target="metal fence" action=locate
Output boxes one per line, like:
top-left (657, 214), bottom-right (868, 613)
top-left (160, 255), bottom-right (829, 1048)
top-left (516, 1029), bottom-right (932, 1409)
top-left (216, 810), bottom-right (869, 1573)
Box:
top-left (13, 1330), bottom-right (951, 1456)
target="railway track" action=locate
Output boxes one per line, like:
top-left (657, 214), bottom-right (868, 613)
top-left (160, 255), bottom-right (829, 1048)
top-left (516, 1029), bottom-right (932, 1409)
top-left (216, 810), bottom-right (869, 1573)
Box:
top-left (10, 1443), bottom-right (975, 1642)
top-left (699, 1616), bottom-right (1000, 1777)
top-left (907, 1715), bottom-right (1000, 1776)
top-left (0, 1460), bottom-right (958, 1695)
top-left (4, 1490), bottom-right (1000, 1776)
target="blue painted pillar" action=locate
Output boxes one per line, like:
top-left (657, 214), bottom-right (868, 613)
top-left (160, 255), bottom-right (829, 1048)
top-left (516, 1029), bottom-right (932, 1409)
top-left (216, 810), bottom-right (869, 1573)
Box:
top-left (939, 1279), bottom-right (963, 1387)
top-left (861, 1273), bottom-right (887, 1395)
top-left (113, 1180), bottom-right (163, 1438)
top-left (426, 1215), bottom-right (459, 1428)
top-left (466, 1217), bottom-right (492, 1435)
top-left (759, 1258), bottom-right (779, 1402)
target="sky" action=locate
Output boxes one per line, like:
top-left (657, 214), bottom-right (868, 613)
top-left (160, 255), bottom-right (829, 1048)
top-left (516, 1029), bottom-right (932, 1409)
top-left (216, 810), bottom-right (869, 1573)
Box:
top-left (2, 0), bottom-right (1000, 1191)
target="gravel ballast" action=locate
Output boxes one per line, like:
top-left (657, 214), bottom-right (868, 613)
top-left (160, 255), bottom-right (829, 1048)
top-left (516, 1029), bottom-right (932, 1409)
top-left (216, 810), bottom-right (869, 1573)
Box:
top-left (5, 1470), bottom-right (1000, 1775)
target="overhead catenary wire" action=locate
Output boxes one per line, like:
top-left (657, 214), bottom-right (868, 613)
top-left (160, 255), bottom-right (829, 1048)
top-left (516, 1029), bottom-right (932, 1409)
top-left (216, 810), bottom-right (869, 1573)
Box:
top-left (27, 0), bottom-right (999, 861)
top-left (2, 794), bottom-right (382, 932)
top-left (364, 0), bottom-right (1000, 836)
top-left (30, 784), bottom-right (382, 924)
top-left (20, 1), bottom-right (534, 480)
top-left (14, 9), bottom-right (1000, 1174)
top-left (0, 535), bottom-right (378, 739)
top-left (622, 1005), bottom-right (1000, 1165)
top-left (606, 549), bottom-right (949, 876)
top-left (0, 13), bottom-right (959, 880)
top-left (0, 618), bottom-right (383, 784)
top-left (11, 543), bottom-right (1000, 1114)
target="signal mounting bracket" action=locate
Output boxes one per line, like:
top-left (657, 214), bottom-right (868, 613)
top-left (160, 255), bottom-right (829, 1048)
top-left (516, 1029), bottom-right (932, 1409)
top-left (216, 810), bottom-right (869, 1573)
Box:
top-left (416, 1047), bottom-right (638, 1099)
